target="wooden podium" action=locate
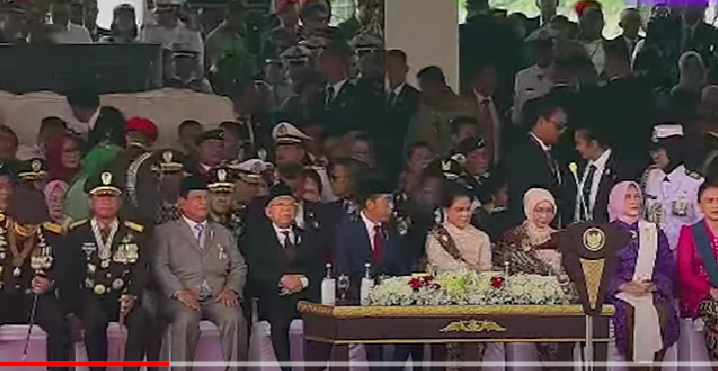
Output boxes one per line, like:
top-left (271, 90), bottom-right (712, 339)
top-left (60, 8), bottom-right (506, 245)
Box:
top-left (299, 302), bottom-right (615, 370)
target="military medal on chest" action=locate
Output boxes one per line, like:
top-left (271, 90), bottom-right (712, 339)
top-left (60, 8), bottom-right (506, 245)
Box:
top-left (91, 219), bottom-right (118, 268)
top-left (672, 192), bottom-right (689, 217)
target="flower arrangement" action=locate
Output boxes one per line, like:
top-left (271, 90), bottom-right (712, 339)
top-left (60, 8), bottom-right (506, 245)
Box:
top-left (368, 269), bottom-right (573, 306)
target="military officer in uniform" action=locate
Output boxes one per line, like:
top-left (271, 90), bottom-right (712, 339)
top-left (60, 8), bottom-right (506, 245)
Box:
top-left (61, 171), bottom-right (148, 371)
top-left (643, 124), bottom-right (704, 250)
top-left (455, 137), bottom-right (493, 201)
top-left (153, 149), bottom-right (188, 225)
top-left (15, 157), bottom-right (48, 192)
top-left (207, 166), bottom-right (243, 240)
top-left (230, 159), bottom-right (273, 237)
top-left (0, 188), bottom-right (69, 368)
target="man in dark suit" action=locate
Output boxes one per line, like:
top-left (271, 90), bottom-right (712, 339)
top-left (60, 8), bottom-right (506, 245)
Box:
top-left (610, 8), bottom-right (644, 58)
top-left (383, 49), bottom-right (420, 180)
top-left (335, 177), bottom-right (412, 369)
top-left (600, 39), bottom-right (653, 169)
top-left (678, 3), bottom-right (718, 67)
top-left (506, 94), bottom-right (572, 227)
top-left (311, 42), bottom-right (372, 135)
top-left (243, 184), bottom-right (324, 371)
top-left (572, 122), bottom-right (640, 223)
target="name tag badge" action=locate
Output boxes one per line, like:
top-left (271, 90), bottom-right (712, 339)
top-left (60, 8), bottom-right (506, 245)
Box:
top-left (218, 245), bottom-right (228, 260)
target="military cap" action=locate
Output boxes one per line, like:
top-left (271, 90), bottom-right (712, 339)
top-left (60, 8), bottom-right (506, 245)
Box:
top-left (195, 129), bottom-right (224, 145)
top-left (351, 32), bottom-right (382, 52)
top-left (300, 36), bottom-right (329, 51)
top-left (231, 158), bottom-right (273, 184)
top-left (425, 158), bottom-right (463, 181)
top-left (272, 122), bottom-right (311, 145)
top-left (207, 167), bottom-right (235, 193)
top-left (85, 170), bottom-right (122, 196)
top-left (280, 44), bottom-right (311, 63)
top-left (16, 158), bottom-right (47, 181)
top-left (651, 123), bottom-right (683, 142)
top-left (457, 137), bottom-right (488, 156)
top-left (153, 149), bottom-right (186, 173)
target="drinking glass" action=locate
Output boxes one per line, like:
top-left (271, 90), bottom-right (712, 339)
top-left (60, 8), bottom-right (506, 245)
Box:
top-left (337, 275), bottom-right (350, 303)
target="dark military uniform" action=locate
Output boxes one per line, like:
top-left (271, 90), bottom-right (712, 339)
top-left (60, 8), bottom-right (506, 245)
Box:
top-left (59, 171), bottom-right (148, 371)
top-left (207, 166), bottom-right (244, 241)
top-left (153, 149), bottom-right (186, 225)
top-left (0, 214), bottom-right (69, 367)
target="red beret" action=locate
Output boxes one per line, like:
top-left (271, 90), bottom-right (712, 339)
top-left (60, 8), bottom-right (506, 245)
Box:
top-left (126, 116), bottom-right (158, 141)
top-left (575, 0), bottom-right (601, 17)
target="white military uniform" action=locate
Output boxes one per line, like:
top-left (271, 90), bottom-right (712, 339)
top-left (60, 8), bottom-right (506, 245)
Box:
top-left (141, 22), bottom-right (204, 70)
top-left (644, 164), bottom-right (703, 250)
top-left (271, 122), bottom-right (337, 204)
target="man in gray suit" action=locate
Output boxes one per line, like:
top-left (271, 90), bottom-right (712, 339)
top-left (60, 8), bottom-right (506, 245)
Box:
top-left (154, 176), bottom-right (248, 370)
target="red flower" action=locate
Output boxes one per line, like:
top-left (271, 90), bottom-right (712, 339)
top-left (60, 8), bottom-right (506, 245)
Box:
top-left (490, 276), bottom-right (505, 289)
top-left (409, 278), bottom-right (422, 290)
top-left (430, 283), bottom-right (442, 290)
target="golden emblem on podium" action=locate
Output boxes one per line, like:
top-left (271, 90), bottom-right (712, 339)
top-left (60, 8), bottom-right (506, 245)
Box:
top-left (583, 227), bottom-right (605, 252)
top-left (94, 284), bottom-right (107, 295)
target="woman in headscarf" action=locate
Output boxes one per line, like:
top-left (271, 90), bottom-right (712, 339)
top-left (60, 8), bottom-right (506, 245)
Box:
top-left (63, 107), bottom-right (126, 221)
top-left (677, 179), bottom-right (718, 363)
top-left (44, 131), bottom-right (82, 183)
top-left (425, 183), bottom-right (492, 273)
top-left (494, 188), bottom-right (569, 369)
top-left (494, 188), bottom-right (563, 276)
top-left (673, 51), bottom-right (708, 96)
top-left (44, 179), bottom-right (71, 230)
top-left (606, 181), bottom-right (679, 367)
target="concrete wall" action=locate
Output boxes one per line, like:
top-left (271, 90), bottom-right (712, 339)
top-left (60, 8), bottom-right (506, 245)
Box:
top-left (384, 0), bottom-right (460, 92)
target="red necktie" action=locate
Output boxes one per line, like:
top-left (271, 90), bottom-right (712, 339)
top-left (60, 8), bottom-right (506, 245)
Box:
top-left (372, 224), bottom-right (383, 265)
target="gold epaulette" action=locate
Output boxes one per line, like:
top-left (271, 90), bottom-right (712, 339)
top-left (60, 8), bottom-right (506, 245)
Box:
top-left (0, 213), bottom-right (6, 223)
top-left (686, 168), bottom-right (702, 180)
top-left (42, 222), bottom-right (62, 234)
top-left (124, 221), bottom-right (144, 233)
top-left (69, 219), bottom-right (88, 230)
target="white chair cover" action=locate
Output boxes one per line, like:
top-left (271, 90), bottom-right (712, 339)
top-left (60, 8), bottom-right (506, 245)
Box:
top-left (677, 318), bottom-right (712, 371)
top-left (0, 324), bottom-right (47, 371)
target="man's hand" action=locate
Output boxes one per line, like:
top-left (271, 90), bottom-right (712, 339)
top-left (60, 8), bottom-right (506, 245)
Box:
top-left (175, 288), bottom-right (200, 311)
top-left (31, 276), bottom-right (52, 294)
top-left (280, 275), bottom-right (303, 293)
top-left (215, 287), bottom-right (239, 307)
top-left (710, 287), bottom-right (718, 301)
top-left (120, 295), bottom-right (135, 317)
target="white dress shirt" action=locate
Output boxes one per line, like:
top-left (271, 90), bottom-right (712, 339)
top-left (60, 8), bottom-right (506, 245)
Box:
top-left (583, 39), bottom-right (605, 75)
top-left (51, 23), bottom-right (92, 44)
top-left (274, 224), bottom-right (295, 246)
top-left (576, 149), bottom-right (612, 218)
top-left (529, 132), bottom-right (551, 151)
top-left (387, 83), bottom-right (405, 106)
top-left (326, 79), bottom-right (347, 104)
top-left (273, 223), bottom-right (308, 288)
top-left (182, 215), bottom-right (207, 249)
top-left (361, 211), bottom-right (381, 251)
top-left (474, 91), bottom-right (500, 162)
